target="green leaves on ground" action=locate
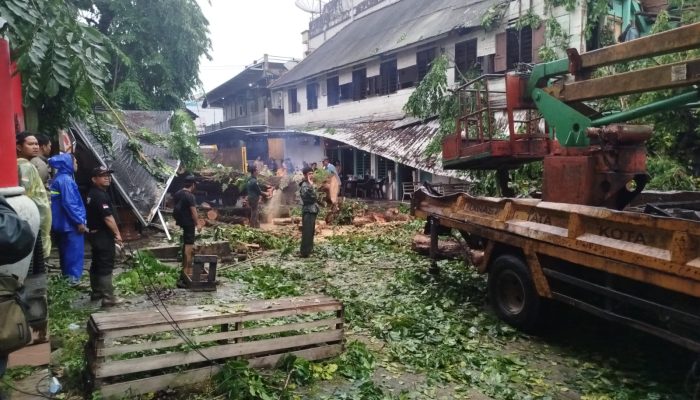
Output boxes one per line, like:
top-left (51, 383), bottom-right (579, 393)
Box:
top-left (115, 251), bottom-right (179, 295)
top-left (213, 224), bottom-right (297, 254)
top-left (221, 263), bottom-right (303, 299)
top-left (226, 221), bottom-right (688, 399)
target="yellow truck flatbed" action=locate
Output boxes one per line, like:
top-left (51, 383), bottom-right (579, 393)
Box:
top-left (412, 189), bottom-right (700, 351)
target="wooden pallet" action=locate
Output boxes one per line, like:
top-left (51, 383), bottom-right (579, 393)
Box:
top-left (86, 295), bottom-right (344, 398)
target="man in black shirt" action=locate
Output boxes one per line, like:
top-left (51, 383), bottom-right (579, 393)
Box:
top-left (173, 176), bottom-right (199, 281)
top-left (86, 166), bottom-right (123, 307)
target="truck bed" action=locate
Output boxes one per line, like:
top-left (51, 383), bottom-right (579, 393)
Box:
top-left (413, 189), bottom-right (700, 297)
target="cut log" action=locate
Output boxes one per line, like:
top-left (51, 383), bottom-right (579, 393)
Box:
top-left (369, 213), bottom-right (387, 223)
top-left (207, 210), bottom-right (218, 221)
top-left (352, 217), bottom-right (373, 227)
top-left (273, 218), bottom-right (293, 226)
top-left (412, 234), bottom-right (464, 259)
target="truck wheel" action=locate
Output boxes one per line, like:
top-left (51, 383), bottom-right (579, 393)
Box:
top-left (488, 254), bottom-right (542, 332)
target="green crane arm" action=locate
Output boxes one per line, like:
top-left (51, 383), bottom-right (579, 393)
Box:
top-left (525, 22), bottom-right (700, 147)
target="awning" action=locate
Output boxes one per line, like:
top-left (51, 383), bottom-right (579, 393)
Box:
top-left (299, 119), bottom-right (467, 178)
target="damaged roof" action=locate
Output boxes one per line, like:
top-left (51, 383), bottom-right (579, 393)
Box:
top-left (72, 111), bottom-right (179, 226)
top-left (301, 119), bottom-right (466, 178)
top-left (271, 0), bottom-right (496, 89)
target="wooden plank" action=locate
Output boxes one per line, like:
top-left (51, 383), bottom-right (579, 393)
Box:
top-left (99, 318), bottom-right (343, 357)
top-left (98, 344), bottom-right (343, 398)
top-left (98, 304), bottom-right (342, 340)
top-left (93, 296), bottom-right (339, 330)
top-left (92, 295), bottom-right (338, 325)
top-left (579, 22), bottom-right (700, 69)
top-left (95, 330), bottom-right (343, 378)
top-left (92, 295), bottom-right (337, 324)
top-left (555, 59), bottom-right (700, 102)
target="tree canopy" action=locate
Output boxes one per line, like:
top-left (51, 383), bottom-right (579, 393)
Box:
top-left (78, 0), bottom-right (211, 110)
top-left (0, 0), bottom-right (211, 133)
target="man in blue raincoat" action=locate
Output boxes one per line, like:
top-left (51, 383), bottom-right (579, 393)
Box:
top-left (48, 153), bottom-right (88, 284)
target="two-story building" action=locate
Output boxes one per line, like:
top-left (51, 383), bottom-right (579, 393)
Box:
top-left (200, 55), bottom-right (319, 169)
top-left (270, 0), bottom-right (671, 198)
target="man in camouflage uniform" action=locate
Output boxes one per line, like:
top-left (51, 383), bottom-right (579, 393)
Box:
top-left (299, 167), bottom-right (318, 257)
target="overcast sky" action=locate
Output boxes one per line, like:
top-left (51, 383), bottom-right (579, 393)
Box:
top-left (196, 0), bottom-right (311, 93)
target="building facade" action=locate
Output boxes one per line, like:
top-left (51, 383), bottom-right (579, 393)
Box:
top-left (270, 0), bottom-right (671, 197)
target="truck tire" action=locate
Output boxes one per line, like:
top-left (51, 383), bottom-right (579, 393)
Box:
top-left (488, 254), bottom-right (542, 332)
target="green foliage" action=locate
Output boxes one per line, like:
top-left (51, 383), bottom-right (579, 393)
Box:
top-left (278, 354), bottom-right (339, 385)
top-left (115, 251), bottom-right (180, 296)
top-left (590, 12), bottom-right (700, 176)
top-left (515, 9), bottom-right (542, 30)
top-left (646, 156), bottom-right (697, 191)
top-left (403, 54), bottom-right (460, 156)
top-left (313, 168), bottom-right (332, 184)
top-left (170, 109), bottom-right (206, 171)
top-left (138, 127), bottom-right (168, 145)
top-left (480, 2), bottom-right (509, 31)
top-left (1, 0), bottom-right (210, 134)
top-left (0, 0), bottom-right (112, 133)
top-left (336, 199), bottom-right (369, 225)
top-left (213, 224), bottom-right (297, 254)
top-left (337, 341), bottom-right (376, 380)
top-left (222, 263), bottom-right (303, 299)
top-left (81, 0), bottom-right (212, 110)
top-left (470, 162), bottom-right (543, 197)
top-left (215, 359), bottom-right (279, 400)
top-left (46, 276), bottom-right (93, 393)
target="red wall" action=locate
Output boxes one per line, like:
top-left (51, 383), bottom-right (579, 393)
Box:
top-left (0, 39), bottom-right (18, 188)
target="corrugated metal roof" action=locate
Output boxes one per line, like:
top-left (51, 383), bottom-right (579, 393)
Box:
top-left (72, 111), bottom-right (180, 226)
top-left (301, 119), bottom-right (465, 178)
top-left (271, 0), bottom-right (496, 89)
top-left (207, 61), bottom-right (290, 106)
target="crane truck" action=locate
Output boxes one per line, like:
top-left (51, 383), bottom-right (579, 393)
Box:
top-left (412, 22), bottom-right (700, 352)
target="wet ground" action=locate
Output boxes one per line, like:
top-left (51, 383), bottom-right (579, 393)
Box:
top-left (7, 214), bottom-right (699, 399)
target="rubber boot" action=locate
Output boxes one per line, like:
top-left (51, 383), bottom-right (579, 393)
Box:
top-left (98, 274), bottom-right (123, 308)
top-left (90, 273), bottom-right (104, 301)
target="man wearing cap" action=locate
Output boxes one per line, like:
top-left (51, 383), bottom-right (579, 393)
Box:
top-left (86, 166), bottom-right (123, 307)
top-left (299, 167), bottom-right (319, 257)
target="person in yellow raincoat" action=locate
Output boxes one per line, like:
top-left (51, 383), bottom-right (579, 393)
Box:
top-left (16, 132), bottom-right (52, 268)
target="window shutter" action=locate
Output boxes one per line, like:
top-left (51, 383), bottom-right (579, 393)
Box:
top-left (494, 32), bottom-right (507, 72)
top-left (532, 24), bottom-right (546, 63)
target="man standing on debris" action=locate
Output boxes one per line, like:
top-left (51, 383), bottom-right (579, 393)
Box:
top-left (299, 167), bottom-right (319, 258)
top-left (173, 175), bottom-right (199, 283)
top-left (247, 166), bottom-right (264, 228)
top-left (86, 166), bottom-right (123, 307)
top-left (48, 153), bottom-right (87, 285)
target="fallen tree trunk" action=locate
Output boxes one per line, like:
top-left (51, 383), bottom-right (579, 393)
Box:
top-left (412, 234), bottom-right (465, 259)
